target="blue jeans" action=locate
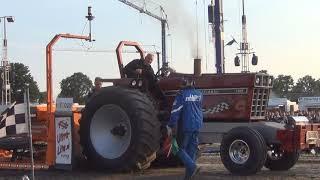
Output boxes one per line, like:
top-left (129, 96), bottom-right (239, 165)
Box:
top-left (177, 131), bottom-right (199, 178)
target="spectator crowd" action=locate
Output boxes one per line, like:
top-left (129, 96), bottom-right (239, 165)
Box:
top-left (266, 110), bottom-right (320, 123)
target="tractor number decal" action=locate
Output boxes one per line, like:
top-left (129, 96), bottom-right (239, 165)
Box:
top-left (203, 102), bottom-right (230, 114)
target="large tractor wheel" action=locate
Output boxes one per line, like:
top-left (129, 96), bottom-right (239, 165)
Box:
top-left (220, 127), bottom-right (267, 175)
top-left (79, 86), bottom-right (160, 171)
top-left (264, 151), bottom-right (299, 171)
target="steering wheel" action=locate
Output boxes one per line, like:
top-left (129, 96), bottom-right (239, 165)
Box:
top-left (155, 67), bottom-right (173, 79)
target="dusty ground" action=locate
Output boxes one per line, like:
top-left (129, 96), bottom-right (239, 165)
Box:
top-left (2, 154), bottom-right (320, 180)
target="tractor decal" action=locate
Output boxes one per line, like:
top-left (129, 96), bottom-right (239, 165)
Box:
top-left (201, 88), bottom-right (248, 95)
top-left (203, 102), bottom-right (230, 114)
top-left (164, 88), bottom-right (248, 97)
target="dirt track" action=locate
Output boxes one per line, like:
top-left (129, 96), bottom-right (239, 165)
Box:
top-left (2, 155), bottom-right (320, 180)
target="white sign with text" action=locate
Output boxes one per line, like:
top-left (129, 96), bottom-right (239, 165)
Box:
top-left (56, 98), bottom-right (73, 112)
top-left (55, 117), bottom-right (72, 165)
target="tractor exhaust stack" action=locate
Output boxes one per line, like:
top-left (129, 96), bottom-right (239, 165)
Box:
top-left (194, 58), bottom-right (201, 76)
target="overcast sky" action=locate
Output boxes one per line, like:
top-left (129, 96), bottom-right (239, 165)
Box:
top-left (1, 0), bottom-right (320, 97)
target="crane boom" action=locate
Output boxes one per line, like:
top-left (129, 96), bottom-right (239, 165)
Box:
top-left (118, 0), bottom-right (164, 21)
top-left (118, 0), bottom-right (168, 68)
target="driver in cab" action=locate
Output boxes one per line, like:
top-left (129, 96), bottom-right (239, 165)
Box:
top-left (124, 53), bottom-right (167, 107)
top-left (124, 53), bottom-right (155, 84)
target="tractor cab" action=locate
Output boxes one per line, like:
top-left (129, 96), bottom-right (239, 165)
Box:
top-left (104, 41), bottom-right (174, 95)
top-left (101, 41), bottom-right (147, 90)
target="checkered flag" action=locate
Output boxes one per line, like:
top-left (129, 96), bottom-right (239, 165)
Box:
top-left (203, 102), bottom-right (230, 114)
top-left (0, 102), bottom-right (28, 139)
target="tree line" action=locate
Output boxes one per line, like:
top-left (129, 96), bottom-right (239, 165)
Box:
top-left (1, 62), bottom-right (93, 105)
top-left (273, 75), bottom-right (320, 102)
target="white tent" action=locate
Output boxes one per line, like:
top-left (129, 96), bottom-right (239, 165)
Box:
top-left (268, 98), bottom-right (298, 112)
top-left (298, 97), bottom-right (320, 111)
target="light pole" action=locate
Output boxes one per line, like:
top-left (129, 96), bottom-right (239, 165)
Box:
top-left (233, 0), bottom-right (258, 73)
top-left (0, 16), bottom-right (14, 105)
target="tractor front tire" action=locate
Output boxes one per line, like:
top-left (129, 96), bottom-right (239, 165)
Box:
top-left (220, 127), bottom-right (267, 175)
top-left (264, 151), bottom-right (299, 171)
top-left (80, 86), bottom-right (160, 171)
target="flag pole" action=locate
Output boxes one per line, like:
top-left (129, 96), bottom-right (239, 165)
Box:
top-left (25, 87), bottom-right (35, 180)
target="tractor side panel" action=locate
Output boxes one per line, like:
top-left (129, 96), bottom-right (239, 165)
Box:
top-left (201, 92), bottom-right (249, 121)
top-left (159, 73), bottom-right (257, 122)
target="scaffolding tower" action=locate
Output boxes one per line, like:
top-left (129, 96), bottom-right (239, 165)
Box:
top-left (0, 16), bottom-right (14, 105)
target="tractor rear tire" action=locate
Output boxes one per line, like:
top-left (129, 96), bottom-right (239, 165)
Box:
top-left (80, 86), bottom-right (160, 171)
top-left (264, 151), bottom-right (299, 171)
top-left (220, 127), bottom-right (267, 175)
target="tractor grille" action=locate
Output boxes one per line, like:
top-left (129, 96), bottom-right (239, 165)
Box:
top-left (251, 88), bottom-right (270, 119)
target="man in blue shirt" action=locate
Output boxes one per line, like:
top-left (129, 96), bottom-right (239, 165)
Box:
top-left (167, 78), bottom-right (203, 180)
